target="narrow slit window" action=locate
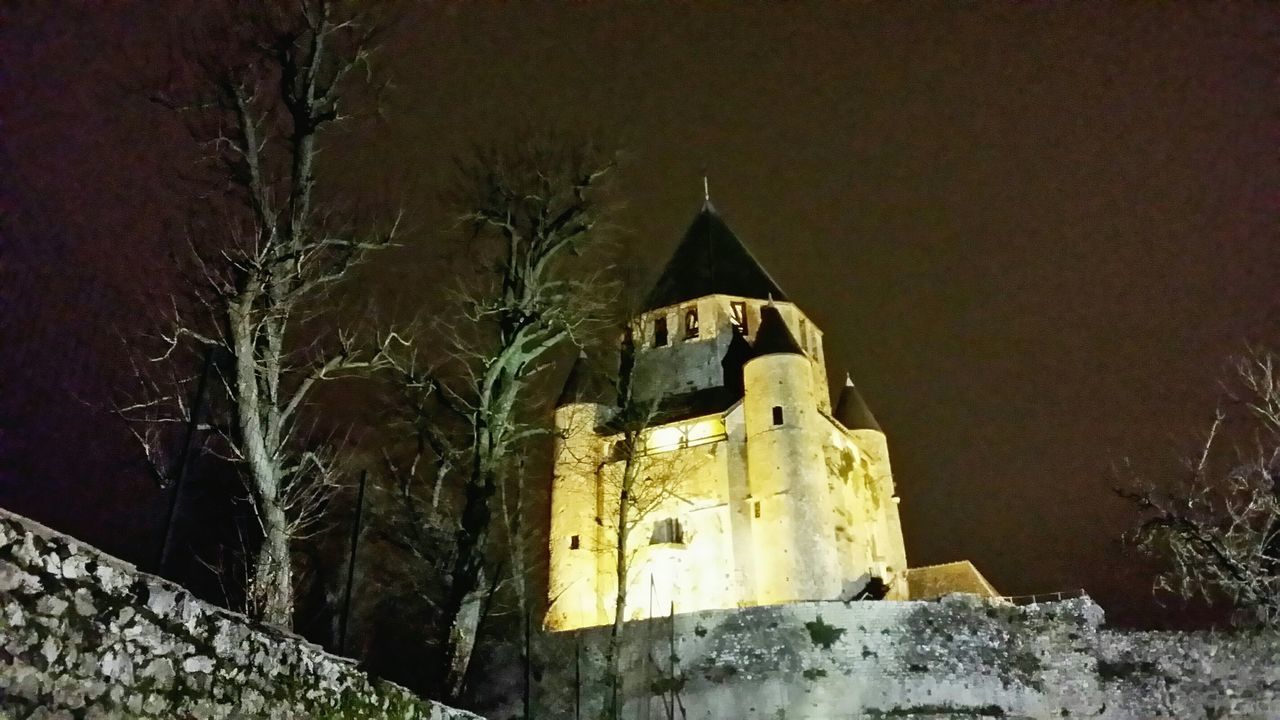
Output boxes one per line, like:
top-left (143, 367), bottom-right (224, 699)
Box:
top-left (654, 317), bottom-right (668, 347)
top-left (730, 301), bottom-right (748, 333)
top-left (684, 307), bottom-right (699, 339)
top-left (799, 318), bottom-right (808, 351)
top-left (569, 534), bottom-right (581, 550)
top-left (753, 502), bottom-right (761, 518)
top-left (772, 405), bottom-right (784, 426)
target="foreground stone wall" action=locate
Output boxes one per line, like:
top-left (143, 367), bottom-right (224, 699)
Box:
top-left (530, 595), bottom-right (1280, 719)
top-left (0, 508), bottom-right (481, 720)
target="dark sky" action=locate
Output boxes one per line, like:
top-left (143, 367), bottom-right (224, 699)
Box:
top-left (3, 2), bottom-right (1279, 628)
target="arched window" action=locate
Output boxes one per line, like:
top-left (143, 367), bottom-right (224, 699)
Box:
top-left (683, 307), bottom-right (699, 339)
top-left (730, 301), bottom-right (748, 333)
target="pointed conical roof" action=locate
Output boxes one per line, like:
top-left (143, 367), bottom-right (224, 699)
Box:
top-left (720, 326), bottom-right (753, 395)
top-left (749, 305), bottom-right (804, 358)
top-left (643, 202), bottom-right (788, 311)
top-left (834, 374), bottom-right (882, 432)
top-left (557, 351), bottom-right (608, 407)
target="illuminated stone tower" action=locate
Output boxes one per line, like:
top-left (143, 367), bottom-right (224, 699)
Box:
top-left (545, 197), bottom-right (910, 631)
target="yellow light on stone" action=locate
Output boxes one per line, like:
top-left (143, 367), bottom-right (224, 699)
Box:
top-left (647, 426), bottom-right (685, 452)
top-left (686, 418), bottom-right (724, 443)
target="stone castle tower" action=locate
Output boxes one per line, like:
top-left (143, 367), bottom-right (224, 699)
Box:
top-left (545, 197), bottom-right (911, 631)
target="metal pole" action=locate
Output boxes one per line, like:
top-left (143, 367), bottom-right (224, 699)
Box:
top-left (667, 601), bottom-right (677, 720)
top-left (523, 603), bottom-right (533, 720)
top-left (156, 346), bottom-right (215, 575)
top-left (338, 470), bottom-right (368, 654)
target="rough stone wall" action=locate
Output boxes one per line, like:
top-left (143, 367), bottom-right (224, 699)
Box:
top-left (1097, 627), bottom-right (1280, 718)
top-left (529, 595), bottom-right (1280, 720)
top-left (0, 508), bottom-right (482, 720)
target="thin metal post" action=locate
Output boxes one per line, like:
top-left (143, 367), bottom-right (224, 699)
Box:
top-left (523, 606), bottom-right (532, 720)
top-left (668, 601), bottom-right (677, 720)
top-left (156, 346), bottom-right (215, 575)
top-left (338, 470), bottom-right (368, 654)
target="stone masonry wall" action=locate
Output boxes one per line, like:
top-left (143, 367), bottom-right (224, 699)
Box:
top-left (530, 595), bottom-right (1280, 719)
top-left (0, 508), bottom-right (482, 720)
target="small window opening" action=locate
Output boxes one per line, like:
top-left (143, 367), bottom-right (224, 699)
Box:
top-left (569, 535), bottom-right (580, 550)
top-left (654, 317), bottom-right (668, 347)
top-left (753, 501), bottom-right (761, 518)
top-left (684, 307), bottom-right (699, 339)
top-left (650, 517), bottom-right (684, 545)
top-left (772, 405), bottom-right (784, 426)
top-left (730, 301), bottom-right (748, 333)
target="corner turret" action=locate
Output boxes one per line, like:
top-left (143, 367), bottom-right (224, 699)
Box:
top-left (832, 374), bottom-right (908, 598)
top-left (547, 353), bottom-right (609, 629)
top-left (743, 305), bottom-right (842, 603)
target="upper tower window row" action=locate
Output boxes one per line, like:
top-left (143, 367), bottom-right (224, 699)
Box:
top-left (647, 300), bottom-right (822, 357)
top-left (651, 306), bottom-right (700, 347)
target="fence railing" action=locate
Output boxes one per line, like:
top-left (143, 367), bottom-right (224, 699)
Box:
top-left (995, 588), bottom-right (1088, 606)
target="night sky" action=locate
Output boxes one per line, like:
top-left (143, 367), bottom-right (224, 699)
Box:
top-left (3, 3), bottom-right (1279, 628)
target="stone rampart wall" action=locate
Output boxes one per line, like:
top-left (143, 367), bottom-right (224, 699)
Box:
top-left (0, 508), bottom-right (481, 720)
top-left (530, 595), bottom-right (1280, 719)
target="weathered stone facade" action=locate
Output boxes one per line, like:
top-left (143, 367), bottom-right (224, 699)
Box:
top-left (547, 203), bottom-right (917, 633)
top-left (528, 595), bottom-right (1280, 719)
top-left (0, 508), bottom-right (481, 720)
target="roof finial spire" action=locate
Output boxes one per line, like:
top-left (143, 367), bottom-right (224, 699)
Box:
top-left (703, 175), bottom-right (710, 203)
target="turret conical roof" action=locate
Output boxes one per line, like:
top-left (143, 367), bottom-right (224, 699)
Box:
top-left (556, 351), bottom-right (608, 407)
top-left (834, 375), bottom-right (882, 432)
top-left (643, 202), bottom-right (787, 311)
top-left (720, 326), bottom-right (753, 395)
top-left (749, 305), bottom-right (804, 358)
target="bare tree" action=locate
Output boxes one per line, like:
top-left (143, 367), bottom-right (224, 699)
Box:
top-left (117, 0), bottom-right (402, 628)
top-left (1117, 348), bottom-right (1280, 628)
top-left (552, 331), bottom-right (699, 720)
top-left (601, 426), bottom-right (699, 716)
top-left (383, 141), bottom-right (618, 699)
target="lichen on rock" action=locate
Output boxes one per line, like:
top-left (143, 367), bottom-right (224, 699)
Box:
top-left (0, 508), bottom-right (482, 720)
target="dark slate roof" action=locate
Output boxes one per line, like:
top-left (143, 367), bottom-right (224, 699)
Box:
top-left (557, 352), bottom-right (611, 407)
top-left (643, 202), bottom-right (788, 311)
top-left (598, 386), bottom-right (740, 434)
top-left (749, 305), bottom-right (804, 358)
top-left (720, 327), bottom-right (753, 395)
top-left (834, 375), bottom-right (882, 432)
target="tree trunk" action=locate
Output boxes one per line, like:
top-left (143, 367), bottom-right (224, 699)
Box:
top-left (444, 571), bottom-right (486, 699)
top-left (603, 609), bottom-right (625, 720)
top-left (604, 477), bottom-right (631, 720)
top-left (438, 436), bottom-right (497, 699)
top-left (253, 501), bottom-right (293, 627)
